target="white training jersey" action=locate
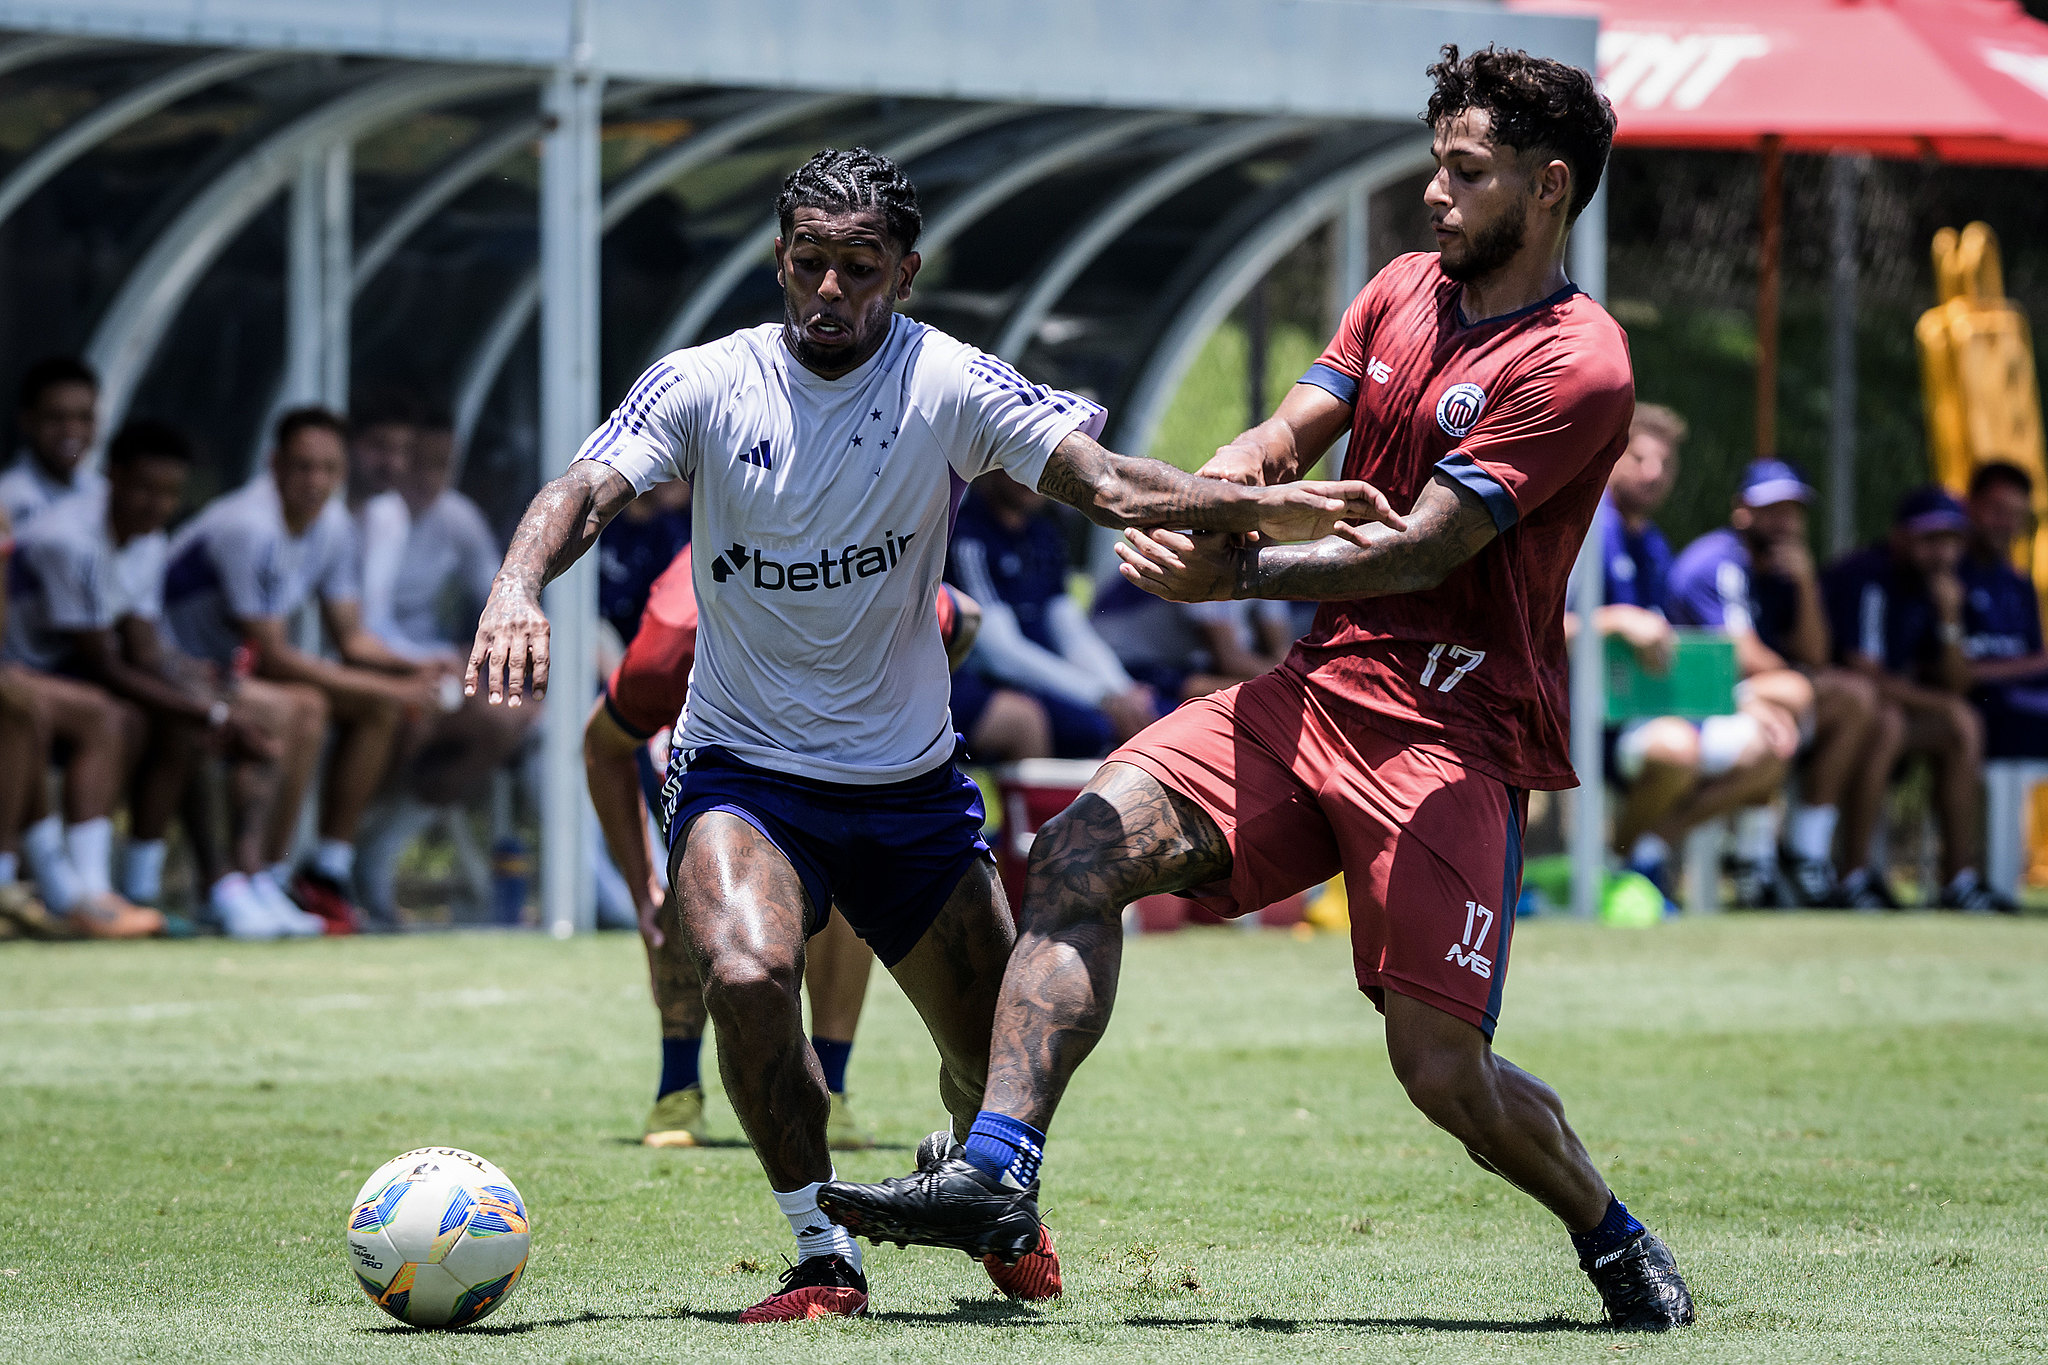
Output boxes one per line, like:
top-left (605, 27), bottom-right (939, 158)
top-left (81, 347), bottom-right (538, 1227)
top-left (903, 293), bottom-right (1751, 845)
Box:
top-left (358, 488), bottom-right (500, 659)
top-left (577, 316), bottom-right (1104, 784)
top-left (0, 452), bottom-right (104, 533)
top-left (161, 475), bottom-right (359, 665)
top-left (2, 486), bottom-right (166, 670)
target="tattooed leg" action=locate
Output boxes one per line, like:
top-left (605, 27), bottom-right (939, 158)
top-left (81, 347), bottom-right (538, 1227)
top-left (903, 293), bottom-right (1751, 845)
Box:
top-left (670, 811), bottom-right (828, 1190)
top-left (888, 857), bottom-right (1018, 1141)
top-left (645, 888), bottom-right (707, 1039)
top-left (981, 762), bottom-right (1231, 1129)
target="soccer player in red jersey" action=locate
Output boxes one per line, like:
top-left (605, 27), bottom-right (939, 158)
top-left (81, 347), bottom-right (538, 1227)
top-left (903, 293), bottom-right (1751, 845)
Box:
top-left (822, 47), bottom-right (1694, 1331)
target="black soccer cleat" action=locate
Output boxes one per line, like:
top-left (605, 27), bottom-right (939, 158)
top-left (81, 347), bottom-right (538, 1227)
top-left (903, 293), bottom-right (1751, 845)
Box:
top-left (1583, 1232), bottom-right (1695, 1331)
top-left (915, 1128), bottom-right (961, 1172)
top-left (818, 1155), bottom-right (1042, 1265)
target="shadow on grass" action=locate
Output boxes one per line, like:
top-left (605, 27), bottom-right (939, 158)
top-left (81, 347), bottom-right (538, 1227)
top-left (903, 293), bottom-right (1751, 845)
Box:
top-left (607, 1136), bottom-right (914, 1153)
top-left (1125, 1313), bottom-right (1600, 1336)
top-left (358, 1310), bottom-right (664, 1336)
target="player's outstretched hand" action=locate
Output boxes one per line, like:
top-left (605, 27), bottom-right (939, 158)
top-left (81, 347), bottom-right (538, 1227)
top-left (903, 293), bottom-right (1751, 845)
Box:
top-left (466, 585), bottom-right (551, 708)
top-left (1116, 528), bottom-right (1238, 603)
top-left (1253, 479), bottom-right (1404, 543)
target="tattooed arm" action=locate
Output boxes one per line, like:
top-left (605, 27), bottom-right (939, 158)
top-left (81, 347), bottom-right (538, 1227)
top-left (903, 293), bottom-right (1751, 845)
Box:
top-left (1113, 472), bottom-right (1500, 603)
top-left (1036, 429), bottom-right (1404, 543)
top-left (465, 460), bottom-right (638, 706)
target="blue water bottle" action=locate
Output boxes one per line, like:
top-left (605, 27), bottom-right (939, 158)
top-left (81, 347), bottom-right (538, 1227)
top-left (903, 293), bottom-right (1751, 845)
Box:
top-left (490, 836), bottom-right (531, 926)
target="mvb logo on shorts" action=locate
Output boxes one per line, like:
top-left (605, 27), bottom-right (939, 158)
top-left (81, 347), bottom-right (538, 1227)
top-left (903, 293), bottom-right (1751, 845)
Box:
top-left (1446, 899), bottom-right (1494, 978)
top-left (708, 531), bottom-right (917, 591)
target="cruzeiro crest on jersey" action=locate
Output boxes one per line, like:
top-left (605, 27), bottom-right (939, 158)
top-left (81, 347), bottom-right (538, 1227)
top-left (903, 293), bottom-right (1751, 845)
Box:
top-left (1435, 382), bottom-right (1487, 438)
top-left (708, 531), bottom-right (919, 591)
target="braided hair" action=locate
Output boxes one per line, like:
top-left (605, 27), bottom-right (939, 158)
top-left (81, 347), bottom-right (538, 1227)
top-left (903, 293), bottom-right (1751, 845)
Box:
top-left (776, 147), bottom-right (923, 254)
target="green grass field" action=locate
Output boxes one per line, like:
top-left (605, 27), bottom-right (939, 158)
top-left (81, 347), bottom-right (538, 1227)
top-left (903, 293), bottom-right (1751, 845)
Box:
top-left (4, 916), bottom-right (2046, 1364)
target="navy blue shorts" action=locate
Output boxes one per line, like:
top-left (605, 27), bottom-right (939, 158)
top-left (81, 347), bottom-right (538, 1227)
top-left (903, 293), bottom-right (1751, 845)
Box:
top-left (659, 745), bottom-right (993, 968)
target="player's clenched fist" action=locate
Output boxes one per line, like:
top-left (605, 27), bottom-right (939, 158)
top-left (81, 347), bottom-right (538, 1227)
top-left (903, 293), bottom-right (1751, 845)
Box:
top-left (1251, 479), bottom-right (1404, 544)
top-left (466, 584), bottom-right (551, 707)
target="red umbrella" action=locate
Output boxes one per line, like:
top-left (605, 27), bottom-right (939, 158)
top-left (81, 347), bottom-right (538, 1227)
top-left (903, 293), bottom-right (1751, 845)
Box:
top-left (1508, 0), bottom-right (2048, 459)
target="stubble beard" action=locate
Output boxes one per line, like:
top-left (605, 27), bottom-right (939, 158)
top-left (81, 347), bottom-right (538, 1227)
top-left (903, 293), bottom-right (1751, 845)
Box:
top-left (1438, 207), bottom-right (1527, 283)
top-left (783, 294), bottom-right (895, 375)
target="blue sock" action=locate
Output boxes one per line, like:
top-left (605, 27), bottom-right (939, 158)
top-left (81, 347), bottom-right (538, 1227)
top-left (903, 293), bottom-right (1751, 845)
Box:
top-left (811, 1036), bottom-right (853, 1094)
top-left (1570, 1195), bottom-right (1646, 1265)
top-left (657, 1036), bottom-right (701, 1099)
top-left (960, 1110), bottom-right (1046, 1189)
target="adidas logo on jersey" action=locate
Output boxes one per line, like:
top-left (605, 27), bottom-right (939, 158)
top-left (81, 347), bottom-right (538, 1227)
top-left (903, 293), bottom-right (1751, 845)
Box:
top-left (709, 532), bottom-right (917, 591)
top-left (738, 439), bottom-right (774, 469)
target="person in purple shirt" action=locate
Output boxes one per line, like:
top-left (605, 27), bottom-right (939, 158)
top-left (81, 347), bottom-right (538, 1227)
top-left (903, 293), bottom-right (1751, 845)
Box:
top-left (1575, 407), bottom-right (1792, 905)
top-left (1960, 462), bottom-right (2048, 760)
top-left (1822, 486), bottom-right (2013, 912)
top-left (1665, 459), bottom-right (1887, 909)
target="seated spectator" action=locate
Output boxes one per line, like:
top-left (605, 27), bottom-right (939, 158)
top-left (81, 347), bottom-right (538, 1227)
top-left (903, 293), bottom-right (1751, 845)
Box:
top-left (0, 504), bottom-right (78, 938)
top-left (354, 418), bottom-right (534, 923)
top-left (1667, 459), bottom-right (1885, 908)
top-left (1573, 406), bottom-right (1792, 905)
top-left (162, 407), bottom-right (442, 930)
top-left (598, 478), bottom-right (691, 645)
top-left (1960, 461), bottom-right (2048, 758)
top-left (0, 366), bottom-right (162, 939)
top-left (946, 469), bottom-right (1156, 759)
top-left (1823, 486), bottom-right (2014, 911)
top-left (1090, 575), bottom-right (1294, 702)
top-left (346, 391), bottom-right (417, 515)
top-left (9, 419), bottom-right (324, 937)
top-left (0, 356), bottom-right (103, 531)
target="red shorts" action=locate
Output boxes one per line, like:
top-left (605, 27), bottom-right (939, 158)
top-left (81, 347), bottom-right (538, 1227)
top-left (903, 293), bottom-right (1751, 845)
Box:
top-left (1109, 666), bottom-right (1527, 1037)
top-left (606, 547), bottom-right (698, 740)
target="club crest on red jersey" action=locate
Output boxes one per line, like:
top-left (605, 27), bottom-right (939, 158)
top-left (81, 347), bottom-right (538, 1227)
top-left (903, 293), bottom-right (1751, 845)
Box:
top-left (1435, 382), bottom-right (1486, 438)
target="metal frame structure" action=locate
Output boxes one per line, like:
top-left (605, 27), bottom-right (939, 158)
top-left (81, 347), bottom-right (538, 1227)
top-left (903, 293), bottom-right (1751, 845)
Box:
top-left (0, 1), bottom-right (1606, 932)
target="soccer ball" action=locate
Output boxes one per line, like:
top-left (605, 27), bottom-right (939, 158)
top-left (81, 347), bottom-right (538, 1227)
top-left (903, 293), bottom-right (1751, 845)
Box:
top-left (345, 1147), bottom-right (530, 1329)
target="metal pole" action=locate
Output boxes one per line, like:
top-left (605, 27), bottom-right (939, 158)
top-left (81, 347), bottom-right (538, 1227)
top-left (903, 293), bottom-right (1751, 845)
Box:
top-left (538, 52), bottom-right (602, 938)
top-left (1755, 135), bottom-right (1784, 458)
top-left (319, 141), bottom-right (352, 412)
top-left (1567, 181), bottom-right (1608, 919)
top-left (285, 153), bottom-right (324, 406)
top-left (1827, 154), bottom-right (1865, 556)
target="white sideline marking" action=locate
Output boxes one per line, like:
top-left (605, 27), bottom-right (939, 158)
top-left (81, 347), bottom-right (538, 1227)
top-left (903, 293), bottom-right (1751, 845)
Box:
top-left (0, 985), bottom-right (524, 1026)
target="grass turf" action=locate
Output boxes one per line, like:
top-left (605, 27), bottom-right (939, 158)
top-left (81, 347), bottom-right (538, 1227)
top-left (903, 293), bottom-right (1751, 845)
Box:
top-left (3, 915), bottom-right (2045, 1363)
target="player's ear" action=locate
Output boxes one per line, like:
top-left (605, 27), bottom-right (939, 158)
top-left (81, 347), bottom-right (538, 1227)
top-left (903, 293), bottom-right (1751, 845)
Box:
top-left (1536, 157), bottom-right (1570, 214)
top-left (772, 236), bottom-right (786, 288)
top-left (896, 249), bottom-right (921, 301)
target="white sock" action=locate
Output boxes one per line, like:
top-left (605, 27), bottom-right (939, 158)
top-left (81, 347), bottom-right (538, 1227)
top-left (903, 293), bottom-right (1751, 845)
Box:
top-left (313, 838), bottom-right (355, 883)
top-left (0, 851), bottom-right (17, 885)
top-left (23, 814), bottom-right (82, 912)
top-left (209, 872), bottom-right (275, 939)
top-left (1628, 833), bottom-right (1671, 867)
top-left (66, 817), bottom-right (114, 898)
top-left (1734, 805), bottom-right (1778, 863)
top-left (1787, 805), bottom-right (1839, 863)
top-left (772, 1177), bottom-right (861, 1269)
top-left (122, 838), bottom-right (168, 904)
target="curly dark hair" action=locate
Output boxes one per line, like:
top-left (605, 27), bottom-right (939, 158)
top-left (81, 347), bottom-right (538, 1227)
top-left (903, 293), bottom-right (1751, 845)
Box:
top-left (107, 417), bottom-right (192, 468)
top-left (776, 147), bottom-right (923, 254)
top-left (1425, 44), bottom-right (1616, 223)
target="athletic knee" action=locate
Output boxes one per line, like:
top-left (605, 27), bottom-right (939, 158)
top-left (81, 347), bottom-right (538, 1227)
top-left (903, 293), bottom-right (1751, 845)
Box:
top-left (699, 945), bottom-right (803, 1021)
top-left (1635, 717), bottom-right (1700, 772)
top-left (1389, 1044), bottom-right (1492, 1138)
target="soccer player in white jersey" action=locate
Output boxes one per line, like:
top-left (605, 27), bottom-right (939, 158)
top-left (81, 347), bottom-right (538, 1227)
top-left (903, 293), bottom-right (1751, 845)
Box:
top-left (467, 148), bottom-right (1393, 1323)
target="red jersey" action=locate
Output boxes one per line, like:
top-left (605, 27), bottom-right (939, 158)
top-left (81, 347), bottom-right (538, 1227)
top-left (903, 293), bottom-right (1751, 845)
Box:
top-left (1289, 252), bottom-right (1633, 790)
top-left (606, 543), bottom-right (965, 741)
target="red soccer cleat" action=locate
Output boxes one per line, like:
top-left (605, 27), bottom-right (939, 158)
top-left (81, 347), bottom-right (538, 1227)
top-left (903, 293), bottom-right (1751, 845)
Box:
top-left (737, 1254), bottom-right (869, 1323)
top-left (983, 1223), bottom-right (1062, 1300)
top-left (289, 869), bottom-right (361, 935)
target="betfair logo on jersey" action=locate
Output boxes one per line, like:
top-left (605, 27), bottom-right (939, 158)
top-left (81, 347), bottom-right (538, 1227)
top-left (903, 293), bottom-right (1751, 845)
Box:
top-left (708, 532), bottom-right (917, 591)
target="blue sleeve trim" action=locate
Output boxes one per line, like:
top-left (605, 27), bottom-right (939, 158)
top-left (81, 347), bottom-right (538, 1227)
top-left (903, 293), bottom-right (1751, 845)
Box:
top-left (1298, 363), bottom-right (1358, 406)
top-left (1435, 451), bottom-right (1519, 533)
